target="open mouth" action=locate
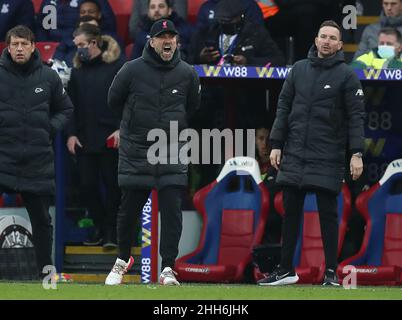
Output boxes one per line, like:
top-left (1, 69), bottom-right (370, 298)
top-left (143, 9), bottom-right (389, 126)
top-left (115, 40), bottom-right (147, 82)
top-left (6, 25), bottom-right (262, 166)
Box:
top-left (163, 45), bottom-right (172, 54)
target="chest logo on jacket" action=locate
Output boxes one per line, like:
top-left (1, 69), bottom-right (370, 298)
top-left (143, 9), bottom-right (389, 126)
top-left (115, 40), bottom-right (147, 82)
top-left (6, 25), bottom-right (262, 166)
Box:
top-left (1, 4), bottom-right (9, 14)
top-left (35, 88), bottom-right (44, 94)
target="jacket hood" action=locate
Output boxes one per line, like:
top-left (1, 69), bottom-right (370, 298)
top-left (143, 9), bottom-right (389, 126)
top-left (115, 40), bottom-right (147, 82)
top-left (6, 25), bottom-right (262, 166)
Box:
top-left (0, 48), bottom-right (42, 74)
top-left (380, 11), bottom-right (402, 27)
top-left (307, 45), bottom-right (345, 68)
top-left (73, 35), bottom-right (121, 68)
top-left (142, 40), bottom-right (180, 69)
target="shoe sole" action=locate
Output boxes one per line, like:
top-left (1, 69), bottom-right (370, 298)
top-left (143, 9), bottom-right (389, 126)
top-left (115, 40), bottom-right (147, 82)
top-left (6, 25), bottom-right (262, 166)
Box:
top-left (322, 282), bottom-right (340, 286)
top-left (103, 243), bottom-right (118, 249)
top-left (258, 275), bottom-right (299, 286)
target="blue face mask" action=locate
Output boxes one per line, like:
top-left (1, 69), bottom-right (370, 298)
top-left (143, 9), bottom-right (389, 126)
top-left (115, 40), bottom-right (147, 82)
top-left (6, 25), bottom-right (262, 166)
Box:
top-left (378, 45), bottom-right (395, 59)
top-left (77, 47), bottom-right (91, 62)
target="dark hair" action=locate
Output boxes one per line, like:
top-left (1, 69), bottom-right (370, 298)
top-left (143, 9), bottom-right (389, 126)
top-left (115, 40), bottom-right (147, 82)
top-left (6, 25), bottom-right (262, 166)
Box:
top-left (5, 25), bottom-right (35, 44)
top-left (379, 27), bottom-right (402, 43)
top-left (73, 23), bottom-right (103, 47)
top-left (318, 20), bottom-right (342, 40)
top-left (147, 0), bottom-right (172, 8)
top-left (80, 0), bottom-right (101, 11)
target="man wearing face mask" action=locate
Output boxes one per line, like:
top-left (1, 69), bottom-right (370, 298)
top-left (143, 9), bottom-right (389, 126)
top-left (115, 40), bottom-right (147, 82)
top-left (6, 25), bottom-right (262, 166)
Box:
top-left (351, 27), bottom-right (402, 69)
top-left (105, 19), bottom-right (200, 286)
top-left (66, 24), bottom-right (123, 247)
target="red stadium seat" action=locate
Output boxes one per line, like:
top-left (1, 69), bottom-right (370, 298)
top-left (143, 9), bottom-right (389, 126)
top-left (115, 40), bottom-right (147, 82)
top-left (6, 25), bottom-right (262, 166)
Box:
top-left (338, 159), bottom-right (402, 286)
top-left (32, 0), bottom-right (43, 14)
top-left (35, 42), bottom-right (60, 62)
top-left (109, 0), bottom-right (135, 45)
top-left (175, 157), bottom-right (269, 283)
top-left (188, 0), bottom-right (206, 24)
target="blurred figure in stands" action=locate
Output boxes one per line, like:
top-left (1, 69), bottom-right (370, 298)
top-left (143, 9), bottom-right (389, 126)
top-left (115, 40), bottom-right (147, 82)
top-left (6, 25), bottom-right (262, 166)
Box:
top-left (0, 0), bottom-right (35, 41)
top-left (66, 24), bottom-right (123, 248)
top-left (129, 0), bottom-right (188, 41)
top-left (354, 0), bottom-right (402, 59)
top-left (37, 0), bottom-right (117, 66)
top-left (130, 0), bottom-right (193, 61)
top-left (195, 0), bottom-right (264, 33)
top-left (351, 27), bottom-right (402, 68)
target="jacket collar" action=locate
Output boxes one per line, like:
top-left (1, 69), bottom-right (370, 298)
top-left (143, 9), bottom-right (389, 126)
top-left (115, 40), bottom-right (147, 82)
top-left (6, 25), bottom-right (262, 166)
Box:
top-left (0, 48), bottom-right (42, 75)
top-left (307, 45), bottom-right (345, 68)
top-left (142, 40), bottom-right (180, 69)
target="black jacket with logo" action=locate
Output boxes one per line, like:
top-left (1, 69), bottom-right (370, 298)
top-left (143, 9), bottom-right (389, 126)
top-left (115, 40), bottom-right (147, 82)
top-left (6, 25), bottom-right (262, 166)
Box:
top-left (0, 48), bottom-right (73, 195)
top-left (270, 46), bottom-right (365, 193)
top-left (108, 42), bottom-right (201, 189)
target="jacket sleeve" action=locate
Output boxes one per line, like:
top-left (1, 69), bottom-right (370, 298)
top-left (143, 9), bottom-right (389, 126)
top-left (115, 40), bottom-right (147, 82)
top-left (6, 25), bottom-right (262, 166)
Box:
top-left (99, 0), bottom-right (117, 33)
top-left (269, 67), bottom-right (296, 147)
top-left (50, 70), bottom-right (74, 135)
top-left (343, 69), bottom-right (365, 153)
top-left (108, 62), bottom-right (131, 119)
top-left (186, 67), bottom-right (201, 122)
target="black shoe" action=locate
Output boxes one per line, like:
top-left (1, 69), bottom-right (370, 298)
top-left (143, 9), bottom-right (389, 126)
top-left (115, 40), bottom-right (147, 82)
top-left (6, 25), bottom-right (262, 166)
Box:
top-left (83, 228), bottom-right (103, 246)
top-left (257, 267), bottom-right (299, 286)
top-left (322, 269), bottom-right (340, 286)
top-left (103, 229), bottom-right (117, 249)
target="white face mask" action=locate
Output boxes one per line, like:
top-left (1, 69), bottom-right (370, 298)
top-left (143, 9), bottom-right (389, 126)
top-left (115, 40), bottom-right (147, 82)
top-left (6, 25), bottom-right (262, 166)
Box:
top-left (377, 45), bottom-right (396, 59)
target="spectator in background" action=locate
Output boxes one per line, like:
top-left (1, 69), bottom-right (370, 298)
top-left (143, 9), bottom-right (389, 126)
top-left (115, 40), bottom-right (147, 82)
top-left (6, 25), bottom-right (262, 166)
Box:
top-left (0, 26), bottom-right (73, 278)
top-left (129, 0), bottom-right (188, 41)
top-left (351, 27), bottom-right (402, 69)
top-left (37, 0), bottom-right (117, 66)
top-left (130, 0), bottom-right (193, 61)
top-left (195, 0), bottom-right (264, 33)
top-left (0, 0), bottom-right (35, 41)
top-left (354, 0), bottom-right (402, 59)
top-left (66, 24), bottom-right (123, 248)
top-left (78, 15), bottom-right (125, 58)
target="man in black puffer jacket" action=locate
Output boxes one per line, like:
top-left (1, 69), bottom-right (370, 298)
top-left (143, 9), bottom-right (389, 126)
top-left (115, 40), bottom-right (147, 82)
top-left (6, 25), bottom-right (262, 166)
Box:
top-left (258, 21), bottom-right (365, 287)
top-left (0, 26), bottom-right (73, 277)
top-left (105, 19), bottom-right (200, 286)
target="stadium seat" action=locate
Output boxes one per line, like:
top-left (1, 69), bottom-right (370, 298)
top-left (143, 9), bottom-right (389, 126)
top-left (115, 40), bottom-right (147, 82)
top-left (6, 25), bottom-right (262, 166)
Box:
top-left (188, 0), bottom-right (206, 24)
top-left (32, 0), bottom-right (43, 14)
top-left (175, 157), bottom-right (269, 283)
top-left (109, 0), bottom-right (135, 45)
top-left (35, 42), bottom-right (60, 63)
top-left (338, 159), bottom-right (402, 286)
top-left (255, 184), bottom-right (352, 284)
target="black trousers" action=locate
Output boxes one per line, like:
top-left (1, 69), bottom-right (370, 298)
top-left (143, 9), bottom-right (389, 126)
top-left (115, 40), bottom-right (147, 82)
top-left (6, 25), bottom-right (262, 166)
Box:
top-left (21, 193), bottom-right (53, 275)
top-left (280, 186), bottom-right (338, 271)
top-left (78, 152), bottom-right (120, 233)
top-left (117, 186), bottom-right (183, 271)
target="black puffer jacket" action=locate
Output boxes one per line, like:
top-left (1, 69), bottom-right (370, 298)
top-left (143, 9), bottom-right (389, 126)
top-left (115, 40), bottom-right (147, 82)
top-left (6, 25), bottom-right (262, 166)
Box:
top-left (66, 36), bottom-right (124, 153)
top-left (270, 46), bottom-right (365, 193)
top-left (0, 49), bottom-right (73, 195)
top-left (108, 42), bottom-right (201, 189)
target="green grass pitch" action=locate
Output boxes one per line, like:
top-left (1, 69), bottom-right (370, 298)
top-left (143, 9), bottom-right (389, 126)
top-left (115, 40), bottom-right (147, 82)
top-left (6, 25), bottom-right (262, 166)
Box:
top-left (0, 282), bottom-right (401, 300)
